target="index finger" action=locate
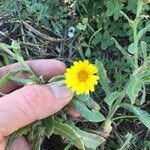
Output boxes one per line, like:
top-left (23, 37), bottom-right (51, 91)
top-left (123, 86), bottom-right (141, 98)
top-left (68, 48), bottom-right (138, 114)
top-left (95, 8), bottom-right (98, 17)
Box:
top-left (0, 59), bottom-right (66, 93)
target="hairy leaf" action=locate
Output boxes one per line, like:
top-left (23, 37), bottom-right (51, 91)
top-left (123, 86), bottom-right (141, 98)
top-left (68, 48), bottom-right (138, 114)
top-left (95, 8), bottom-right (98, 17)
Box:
top-left (117, 133), bottom-right (133, 150)
top-left (128, 43), bottom-right (136, 54)
top-left (138, 24), bottom-right (150, 39)
top-left (0, 72), bottom-right (18, 85)
top-left (95, 59), bottom-right (110, 96)
top-left (76, 94), bottom-right (100, 110)
top-left (141, 41), bottom-right (148, 62)
top-left (126, 75), bottom-right (142, 104)
top-left (67, 122), bottom-right (105, 150)
top-left (72, 99), bottom-right (105, 122)
top-left (42, 116), bottom-right (55, 138)
top-left (7, 125), bottom-right (31, 148)
top-left (121, 103), bottom-right (150, 129)
top-left (54, 121), bottom-right (85, 150)
top-left (112, 38), bottom-right (134, 66)
top-left (104, 91), bottom-right (120, 108)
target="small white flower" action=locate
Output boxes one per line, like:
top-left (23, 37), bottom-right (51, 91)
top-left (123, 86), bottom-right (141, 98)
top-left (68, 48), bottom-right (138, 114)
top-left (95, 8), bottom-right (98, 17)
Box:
top-left (68, 26), bottom-right (75, 38)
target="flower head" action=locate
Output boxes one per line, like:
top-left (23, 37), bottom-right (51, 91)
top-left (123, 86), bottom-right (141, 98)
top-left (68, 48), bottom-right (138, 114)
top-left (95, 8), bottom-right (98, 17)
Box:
top-left (65, 60), bottom-right (100, 95)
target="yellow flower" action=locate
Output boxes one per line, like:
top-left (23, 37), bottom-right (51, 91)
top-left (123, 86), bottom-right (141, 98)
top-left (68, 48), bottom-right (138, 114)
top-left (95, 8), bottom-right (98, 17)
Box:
top-left (65, 60), bottom-right (100, 95)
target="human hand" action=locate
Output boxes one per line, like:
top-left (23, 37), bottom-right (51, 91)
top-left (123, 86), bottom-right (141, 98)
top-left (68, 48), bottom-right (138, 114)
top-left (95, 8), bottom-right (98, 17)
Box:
top-left (0, 59), bottom-right (73, 150)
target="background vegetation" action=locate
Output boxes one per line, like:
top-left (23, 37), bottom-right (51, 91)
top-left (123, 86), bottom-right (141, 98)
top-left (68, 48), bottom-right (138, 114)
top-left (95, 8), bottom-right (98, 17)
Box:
top-left (0, 0), bottom-right (150, 149)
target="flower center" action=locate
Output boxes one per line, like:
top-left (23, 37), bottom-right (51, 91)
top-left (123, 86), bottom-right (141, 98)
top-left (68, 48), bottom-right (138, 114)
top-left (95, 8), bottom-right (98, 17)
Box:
top-left (77, 70), bottom-right (88, 82)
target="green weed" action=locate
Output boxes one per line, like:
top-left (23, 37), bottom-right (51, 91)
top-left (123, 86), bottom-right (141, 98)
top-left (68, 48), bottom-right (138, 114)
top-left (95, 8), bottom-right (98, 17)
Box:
top-left (0, 0), bottom-right (150, 149)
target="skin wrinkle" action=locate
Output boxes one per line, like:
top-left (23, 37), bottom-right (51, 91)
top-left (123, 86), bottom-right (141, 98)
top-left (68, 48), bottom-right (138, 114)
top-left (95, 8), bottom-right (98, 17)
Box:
top-left (13, 99), bottom-right (36, 123)
top-left (0, 85), bottom-right (43, 137)
top-left (23, 85), bottom-right (48, 120)
top-left (0, 105), bottom-right (26, 137)
top-left (18, 86), bottom-right (38, 121)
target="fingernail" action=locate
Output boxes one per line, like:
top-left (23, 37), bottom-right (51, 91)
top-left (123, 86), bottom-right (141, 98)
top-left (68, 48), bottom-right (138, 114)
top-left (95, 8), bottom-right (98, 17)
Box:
top-left (47, 82), bottom-right (72, 100)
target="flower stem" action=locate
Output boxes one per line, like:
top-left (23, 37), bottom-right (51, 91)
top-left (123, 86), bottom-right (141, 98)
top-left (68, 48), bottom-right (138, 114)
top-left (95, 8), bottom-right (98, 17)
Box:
top-left (0, 42), bottom-right (16, 58)
top-left (112, 115), bottom-right (138, 121)
top-left (105, 90), bottom-right (126, 121)
top-left (133, 0), bottom-right (144, 68)
top-left (133, 19), bottom-right (139, 68)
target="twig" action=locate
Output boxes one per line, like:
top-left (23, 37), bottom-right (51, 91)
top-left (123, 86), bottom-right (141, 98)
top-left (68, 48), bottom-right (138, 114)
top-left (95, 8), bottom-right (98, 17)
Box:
top-left (22, 21), bottom-right (66, 42)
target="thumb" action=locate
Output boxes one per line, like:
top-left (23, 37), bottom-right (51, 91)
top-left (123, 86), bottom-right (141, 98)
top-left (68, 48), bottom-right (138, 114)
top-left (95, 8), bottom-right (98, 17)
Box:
top-left (0, 83), bottom-right (73, 138)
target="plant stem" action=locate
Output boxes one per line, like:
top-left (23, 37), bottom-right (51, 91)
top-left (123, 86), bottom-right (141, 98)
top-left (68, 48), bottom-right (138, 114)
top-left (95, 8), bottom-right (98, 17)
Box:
top-left (16, 55), bottom-right (38, 78)
top-left (0, 42), bottom-right (38, 79)
top-left (133, 0), bottom-right (144, 68)
top-left (133, 19), bottom-right (139, 68)
top-left (105, 91), bottom-right (126, 121)
top-left (101, 61), bottom-right (149, 134)
top-left (0, 43), bottom-right (16, 58)
top-left (64, 142), bottom-right (72, 150)
top-left (78, 47), bottom-right (85, 59)
top-left (112, 115), bottom-right (138, 121)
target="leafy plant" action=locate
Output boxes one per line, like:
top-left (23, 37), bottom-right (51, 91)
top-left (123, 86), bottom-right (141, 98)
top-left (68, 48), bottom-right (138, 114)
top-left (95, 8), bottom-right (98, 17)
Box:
top-left (0, 0), bottom-right (150, 149)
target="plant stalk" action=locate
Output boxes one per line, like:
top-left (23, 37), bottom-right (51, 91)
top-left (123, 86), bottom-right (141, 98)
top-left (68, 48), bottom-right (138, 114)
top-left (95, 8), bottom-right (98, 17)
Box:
top-left (0, 43), bottom-right (16, 58)
top-left (133, 0), bottom-right (144, 68)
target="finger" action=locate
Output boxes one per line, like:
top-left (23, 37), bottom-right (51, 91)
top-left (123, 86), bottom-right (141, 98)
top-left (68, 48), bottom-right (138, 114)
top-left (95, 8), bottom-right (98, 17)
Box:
top-left (0, 137), bottom-right (31, 150)
top-left (66, 106), bottom-right (80, 118)
top-left (10, 137), bottom-right (31, 150)
top-left (0, 59), bottom-right (66, 93)
top-left (0, 83), bottom-right (73, 138)
top-left (0, 138), bottom-right (7, 150)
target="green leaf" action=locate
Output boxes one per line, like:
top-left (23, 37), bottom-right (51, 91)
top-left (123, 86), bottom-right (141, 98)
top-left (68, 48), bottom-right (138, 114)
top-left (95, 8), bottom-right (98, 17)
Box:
top-left (91, 33), bottom-right (102, 46)
top-left (104, 91), bottom-right (120, 108)
top-left (126, 74), bottom-right (142, 104)
top-left (1, 52), bottom-right (10, 65)
top-left (7, 125), bottom-right (31, 148)
top-left (76, 94), bottom-right (100, 110)
top-left (67, 122), bottom-right (105, 150)
top-left (28, 121), bottom-right (42, 140)
top-left (106, 1), bottom-right (114, 10)
top-left (76, 23), bottom-right (86, 31)
top-left (120, 11), bottom-right (134, 27)
top-left (142, 70), bottom-right (150, 84)
top-left (72, 99), bottom-right (105, 122)
top-left (82, 17), bottom-right (88, 24)
top-left (128, 43), bottom-right (136, 54)
top-left (11, 40), bottom-right (21, 55)
top-left (54, 121), bottom-right (85, 150)
top-left (138, 24), bottom-right (150, 39)
top-left (117, 133), bottom-right (133, 150)
top-left (0, 72), bottom-right (17, 85)
top-left (32, 136), bottom-right (41, 150)
top-left (48, 75), bottom-right (65, 83)
top-left (141, 41), bottom-right (148, 62)
top-left (42, 116), bottom-right (55, 138)
top-left (121, 103), bottom-right (150, 129)
top-left (85, 47), bottom-right (91, 58)
top-left (111, 38), bottom-right (134, 67)
top-left (95, 59), bottom-right (110, 96)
